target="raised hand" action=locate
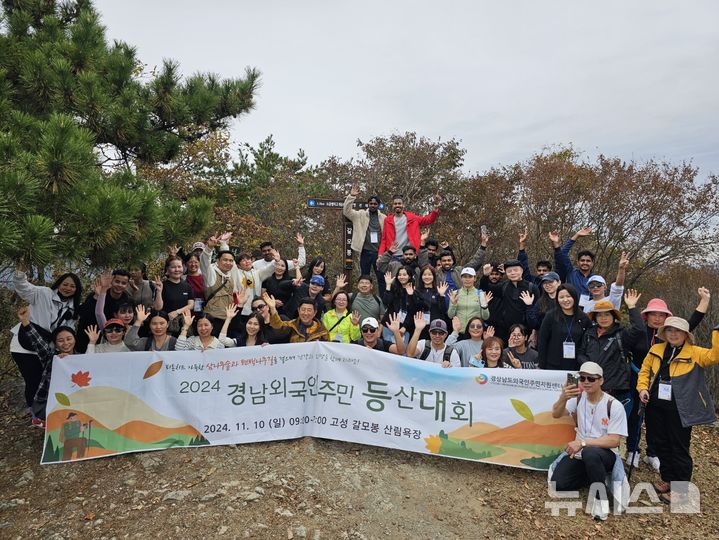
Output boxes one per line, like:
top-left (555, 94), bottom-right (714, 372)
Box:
top-left (624, 289), bottom-right (641, 309)
top-left (182, 313), bottom-right (195, 331)
top-left (506, 350), bottom-right (522, 369)
top-left (99, 270), bottom-right (112, 291)
top-left (548, 230), bottom-right (560, 247)
top-left (206, 235), bottom-right (218, 249)
top-left (262, 292), bottom-right (277, 311)
top-left (389, 241), bottom-right (400, 254)
top-left (482, 263), bottom-right (492, 276)
top-left (439, 240), bottom-right (449, 250)
top-left (480, 227), bottom-right (489, 247)
top-left (335, 273), bottom-right (348, 290)
top-left (452, 316), bottom-right (462, 334)
top-left (413, 311), bottom-right (428, 331)
top-left (519, 290), bottom-right (534, 306)
top-left (618, 251), bottom-right (630, 269)
top-left (384, 271), bottom-right (394, 287)
top-left (350, 310), bottom-right (361, 325)
top-left (292, 276), bottom-right (305, 287)
top-left (153, 276), bottom-right (163, 294)
top-left (235, 288), bottom-right (249, 307)
top-left (18, 305), bottom-right (30, 326)
top-left (448, 290), bottom-right (459, 305)
top-left (350, 183), bottom-right (359, 197)
top-left (420, 227), bottom-right (430, 243)
top-left (135, 304), bottom-right (150, 325)
top-left (698, 287), bottom-right (711, 302)
top-left (84, 324), bottom-right (100, 344)
top-left (485, 325), bottom-right (495, 338)
top-left (168, 244), bottom-right (180, 256)
top-left (271, 248), bottom-right (281, 261)
top-left (518, 227), bottom-right (528, 248)
top-left (437, 281), bottom-right (449, 296)
top-left (484, 291), bottom-right (493, 304)
top-left (576, 226), bottom-right (593, 238)
top-left (386, 312), bottom-right (401, 333)
top-left (218, 231), bottom-right (233, 243)
top-left (405, 283), bottom-right (414, 296)
top-left (225, 303), bottom-right (239, 320)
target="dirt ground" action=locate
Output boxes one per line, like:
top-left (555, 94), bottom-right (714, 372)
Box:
top-left (1, 377), bottom-right (717, 540)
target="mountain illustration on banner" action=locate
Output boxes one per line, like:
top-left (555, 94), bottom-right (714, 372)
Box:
top-left (423, 399), bottom-right (575, 470)
top-left (41, 386), bottom-right (208, 464)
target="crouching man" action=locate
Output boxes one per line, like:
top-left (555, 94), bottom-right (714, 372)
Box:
top-left (549, 361), bottom-right (628, 521)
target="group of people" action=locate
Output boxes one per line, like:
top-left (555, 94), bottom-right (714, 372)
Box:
top-left (8, 186), bottom-right (718, 519)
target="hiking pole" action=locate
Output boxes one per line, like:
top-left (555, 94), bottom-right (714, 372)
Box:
top-left (627, 402), bottom-right (645, 481)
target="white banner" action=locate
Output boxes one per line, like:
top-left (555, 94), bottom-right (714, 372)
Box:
top-left (41, 343), bottom-right (575, 470)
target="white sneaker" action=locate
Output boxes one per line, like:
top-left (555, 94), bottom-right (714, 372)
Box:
top-left (643, 455), bottom-right (660, 472)
top-left (591, 499), bottom-right (609, 521)
top-left (626, 452), bottom-right (640, 469)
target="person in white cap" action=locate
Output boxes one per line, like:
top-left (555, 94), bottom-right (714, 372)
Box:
top-left (447, 266), bottom-right (490, 330)
top-left (407, 315), bottom-right (461, 367)
top-left (551, 361), bottom-right (628, 521)
top-left (581, 251), bottom-right (628, 312)
top-left (637, 316), bottom-right (719, 504)
top-left (353, 314), bottom-right (405, 355)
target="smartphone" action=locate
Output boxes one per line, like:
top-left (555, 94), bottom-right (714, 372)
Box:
top-left (566, 373), bottom-right (578, 387)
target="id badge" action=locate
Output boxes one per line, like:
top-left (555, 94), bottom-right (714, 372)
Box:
top-left (579, 294), bottom-right (590, 310)
top-left (370, 232), bottom-right (379, 244)
top-left (334, 334), bottom-right (343, 343)
top-left (423, 311), bottom-right (431, 323)
top-left (398, 310), bottom-right (407, 323)
top-left (658, 382), bottom-right (672, 401)
top-left (563, 341), bottom-right (576, 359)
top-left (194, 299), bottom-right (203, 312)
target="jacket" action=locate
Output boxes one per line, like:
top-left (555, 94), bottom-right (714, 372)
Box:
top-left (379, 210), bottom-right (439, 254)
top-left (376, 247), bottom-right (429, 279)
top-left (343, 193), bottom-right (387, 252)
top-left (270, 311), bottom-right (329, 343)
top-left (447, 287), bottom-right (491, 329)
top-left (577, 307), bottom-right (645, 392)
top-left (554, 239), bottom-right (590, 298)
top-left (537, 309), bottom-right (592, 371)
top-left (322, 309), bottom-right (361, 343)
top-left (483, 279), bottom-right (540, 337)
top-left (636, 327), bottom-right (719, 427)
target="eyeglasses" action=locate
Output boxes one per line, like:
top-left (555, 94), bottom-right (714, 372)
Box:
top-left (105, 327), bottom-right (124, 333)
top-left (253, 304), bottom-right (267, 311)
top-left (361, 326), bottom-right (376, 333)
top-left (579, 375), bottom-right (600, 383)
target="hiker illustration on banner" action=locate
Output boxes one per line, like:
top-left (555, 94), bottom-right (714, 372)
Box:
top-left (40, 343), bottom-right (574, 469)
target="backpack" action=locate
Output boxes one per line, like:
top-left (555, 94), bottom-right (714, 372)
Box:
top-left (419, 342), bottom-right (455, 363)
top-left (573, 395), bottom-right (615, 428)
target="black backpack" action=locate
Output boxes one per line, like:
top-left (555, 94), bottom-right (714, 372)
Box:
top-left (419, 341), bottom-right (455, 363)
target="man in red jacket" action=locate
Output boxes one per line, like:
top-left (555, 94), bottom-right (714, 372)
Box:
top-left (378, 193), bottom-right (441, 255)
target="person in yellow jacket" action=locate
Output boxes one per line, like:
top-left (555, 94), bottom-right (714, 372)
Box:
top-left (321, 292), bottom-right (361, 343)
top-left (263, 292), bottom-right (329, 343)
top-left (637, 316), bottom-right (719, 504)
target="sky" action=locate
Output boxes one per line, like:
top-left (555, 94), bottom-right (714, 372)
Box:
top-left (94, 1), bottom-right (719, 177)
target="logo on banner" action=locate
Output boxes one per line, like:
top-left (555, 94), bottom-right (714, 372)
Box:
top-left (475, 374), bottom-right (489, 385)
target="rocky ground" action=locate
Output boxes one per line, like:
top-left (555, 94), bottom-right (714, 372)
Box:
top-left (1, 378), bottom-right (717, 540)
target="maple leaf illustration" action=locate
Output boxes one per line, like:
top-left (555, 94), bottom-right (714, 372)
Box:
top-left (71, 371), bottom-right (91, 387)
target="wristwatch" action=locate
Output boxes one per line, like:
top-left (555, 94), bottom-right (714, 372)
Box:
top-left (580, 440), bottom-right (586, 448)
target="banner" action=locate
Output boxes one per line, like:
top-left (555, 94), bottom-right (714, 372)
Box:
top-left (41, 343), bottom-right (575, 469)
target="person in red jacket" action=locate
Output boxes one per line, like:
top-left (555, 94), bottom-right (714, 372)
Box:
top-left (378, 193), bottom-right (441, 255)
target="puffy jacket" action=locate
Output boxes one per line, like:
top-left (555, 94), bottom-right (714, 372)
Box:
top-left (447, 287), bottom-right (491, 330)
top-left (379, 210), bottom-right (439, 255)
top-left (577, 307), bottom-right (645, 392)
top-left (270, 311), bottom-right (329, 343)
top-left (637, 327), bottom-right (719, 427)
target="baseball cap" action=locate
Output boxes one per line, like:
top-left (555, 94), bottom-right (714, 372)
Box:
top-left (429, 319), bottom-right (448, 334)
top-left (579, 362), bottom-right (603, 377)
top-left (587, 275), bottom-right (606, 287)
top-left (104, 318), bottom-right (126, 329)
top-left (192, 242), bottom-right (205, 251)
top-left (309, 275), bottom-right (325, 287)
top-left (541, 271), bottom-right (561, 282)
top-left (460, 267), bottom-right (476, 277)
top-left (361, 317), bottom-right (379, 329)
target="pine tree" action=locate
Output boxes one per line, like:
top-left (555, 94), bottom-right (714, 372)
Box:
top-left (0, 0), bottom-right (260, 268)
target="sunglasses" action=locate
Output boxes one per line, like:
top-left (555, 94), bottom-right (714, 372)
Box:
top-left (579, 375), bottom-right (600, 383)
top-left (253, 304), bottom-right (267, 311)
top-left (105, 327), bottom-right (124, 333)
top-left (429, 330), bottom-right (446, 336)
top-left (588, 283), bottom-right (604, 289)
top-left (361, 326), bottom-right (376, 333)
top-left (469, 324), bottom-right (483, 330)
